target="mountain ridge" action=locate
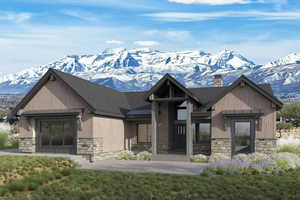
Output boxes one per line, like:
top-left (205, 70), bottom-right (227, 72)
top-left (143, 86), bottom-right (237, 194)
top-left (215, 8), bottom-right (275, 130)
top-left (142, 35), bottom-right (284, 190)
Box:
top-left (1, 48), bottom-right (300, 102)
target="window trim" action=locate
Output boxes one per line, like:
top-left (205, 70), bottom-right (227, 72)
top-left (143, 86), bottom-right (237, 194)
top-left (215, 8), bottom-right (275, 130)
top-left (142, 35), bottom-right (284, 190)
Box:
top-left (193, 122), bottom-right (211, 144)
top-left (231, 119), bottom-right (256, 156)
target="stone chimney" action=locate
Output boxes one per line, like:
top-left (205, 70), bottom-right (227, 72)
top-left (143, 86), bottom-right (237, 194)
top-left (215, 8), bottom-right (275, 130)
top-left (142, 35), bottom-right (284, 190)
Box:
top-left (214, 74), bottom-right (223, 87)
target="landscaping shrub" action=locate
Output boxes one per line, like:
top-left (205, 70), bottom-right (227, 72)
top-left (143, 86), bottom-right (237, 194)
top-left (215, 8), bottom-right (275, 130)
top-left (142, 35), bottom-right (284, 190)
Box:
top-left (0, 132), bottom-right (8, 149)
top-left (7, 181), bottom-right (26, 192)
top-left (0, 156), bottom-right (75, 184)
top-left (278, 144), bottom-right (300, 154)
top-left (0, 187), bottom-right (8, 197)
top-left (272, 152), bottom-right (300, 169)
top-left (208, 153), bottom-right (230, 162)
top-left (8, 136), bottom-right (19, 149)
top-left (202, 152), bottom-right (300, 176)
top-left (117, 150), bottom-right (136, 160)
top-left (277, 136), bottom-right (300, 155)
top-left (136, 151), bottom-right (151, 161)
top-left (192, 154), bottom-right (208, 163)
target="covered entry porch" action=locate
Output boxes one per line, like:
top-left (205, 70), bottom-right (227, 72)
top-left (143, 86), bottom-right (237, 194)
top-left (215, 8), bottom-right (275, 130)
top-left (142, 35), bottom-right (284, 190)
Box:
top-left (151, 100), bottom-right (211, 157)
top-left (145, 74), bottom-right (211, 157)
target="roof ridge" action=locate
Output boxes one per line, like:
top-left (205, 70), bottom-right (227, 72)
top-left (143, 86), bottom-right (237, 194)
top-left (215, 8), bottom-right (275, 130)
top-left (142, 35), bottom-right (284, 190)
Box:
top-left (51, 69), bottom-right (121, 93)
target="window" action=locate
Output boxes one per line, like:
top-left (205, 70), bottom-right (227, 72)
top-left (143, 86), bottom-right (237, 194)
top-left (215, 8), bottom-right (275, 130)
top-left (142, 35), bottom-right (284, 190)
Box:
top-left (193, 123), bottom-right (211, 144)
top-left (177, 109), bottom-right (187, 120)
top-left (137, 123), bottom-right (152, 143)
top-left (232, 120), bottom-right (254, 155)
top-left (177, 101), bottom-right (187, 120)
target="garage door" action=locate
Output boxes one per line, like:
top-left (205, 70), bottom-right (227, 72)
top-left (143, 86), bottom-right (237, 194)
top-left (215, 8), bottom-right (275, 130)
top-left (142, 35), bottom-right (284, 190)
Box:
top-left (37, 119), bottom-right (76, 154)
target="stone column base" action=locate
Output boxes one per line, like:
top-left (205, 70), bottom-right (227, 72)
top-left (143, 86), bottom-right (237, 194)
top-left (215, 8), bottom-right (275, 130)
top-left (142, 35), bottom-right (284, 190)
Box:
top-left (255, 138), bottom-right (277, 154)
top-left (77, 137), bottom-right (103, 162)
top-left (19, 137), bottom-right (36, 153)
top-left (211, 138), bottom-right (231, 157)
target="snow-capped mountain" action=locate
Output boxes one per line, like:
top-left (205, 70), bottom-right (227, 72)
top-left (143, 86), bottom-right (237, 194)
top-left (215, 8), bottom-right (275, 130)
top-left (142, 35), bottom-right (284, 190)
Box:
top-left (0, 48), bottom-right (299, 101)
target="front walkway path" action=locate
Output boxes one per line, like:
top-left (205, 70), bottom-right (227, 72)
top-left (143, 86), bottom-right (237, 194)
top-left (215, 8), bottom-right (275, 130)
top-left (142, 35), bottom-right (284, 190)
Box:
top-left (0, 150), bottom-right (208, 175)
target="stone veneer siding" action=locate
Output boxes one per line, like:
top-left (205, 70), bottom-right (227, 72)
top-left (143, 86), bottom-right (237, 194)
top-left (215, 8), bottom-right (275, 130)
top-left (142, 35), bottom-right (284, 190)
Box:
top-left (77, 138), bottom-right (103, 162)
top-left (211, 138), bottom-right (231, 157)
top-left (19, 137), bottom-right (36, 153)
top-left (255, 138), bottom-right (277, 154)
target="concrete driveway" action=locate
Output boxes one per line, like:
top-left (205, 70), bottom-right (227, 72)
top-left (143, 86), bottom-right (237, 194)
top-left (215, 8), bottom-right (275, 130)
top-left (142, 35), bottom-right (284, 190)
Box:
top-left (82, 160), bottom-right (208, 175)
top-left (0, 149), bottom-right (208, 175)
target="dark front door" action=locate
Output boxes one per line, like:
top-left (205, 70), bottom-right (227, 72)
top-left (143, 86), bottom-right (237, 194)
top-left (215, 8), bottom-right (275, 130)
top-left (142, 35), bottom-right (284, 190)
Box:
top-left (173, 121), bottom-right (186, 152)
top-left (37, 119), bottom-right (76, 154)
top-left (231, 119), bottom-right (255, 155)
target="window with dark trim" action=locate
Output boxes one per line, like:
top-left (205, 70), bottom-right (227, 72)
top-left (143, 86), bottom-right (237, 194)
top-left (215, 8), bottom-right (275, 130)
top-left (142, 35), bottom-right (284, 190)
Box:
top-left (137, 123), bottom-right (152, 144)
top-left (193, 123), bottom-right (211, 144)
top-left (177, 101), bottom-right (187, 120)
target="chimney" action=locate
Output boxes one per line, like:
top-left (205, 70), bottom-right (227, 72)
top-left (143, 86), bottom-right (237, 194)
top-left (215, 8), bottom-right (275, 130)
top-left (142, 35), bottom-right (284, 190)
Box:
top-left (214, 74), bottom-right (223, 87)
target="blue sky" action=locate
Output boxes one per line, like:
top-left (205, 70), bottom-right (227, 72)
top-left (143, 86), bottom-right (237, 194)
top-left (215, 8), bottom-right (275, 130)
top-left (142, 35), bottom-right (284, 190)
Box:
top-left (1, 0), bottom-right (300, 74)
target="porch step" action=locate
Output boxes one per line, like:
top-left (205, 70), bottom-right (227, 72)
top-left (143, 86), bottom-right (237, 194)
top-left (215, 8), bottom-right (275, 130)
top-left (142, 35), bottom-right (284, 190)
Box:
top-left (151, 154), bottom-right (190, 162)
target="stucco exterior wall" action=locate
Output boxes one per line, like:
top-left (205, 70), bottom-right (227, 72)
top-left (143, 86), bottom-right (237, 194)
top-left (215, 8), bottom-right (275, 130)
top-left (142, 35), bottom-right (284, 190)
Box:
top-left (93, 116), bottom-right (125, 153)
top-left (211, 84), bottom-right (276, 139)
top-left (23, 78), bottom-right (86, 111)
top-left (18, 78), bottom-right (94, 138)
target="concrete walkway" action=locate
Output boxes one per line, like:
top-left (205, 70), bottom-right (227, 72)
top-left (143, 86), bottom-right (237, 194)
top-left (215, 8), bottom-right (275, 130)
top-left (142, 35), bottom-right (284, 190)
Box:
top-left (0, 150), bottom-right (208, 175)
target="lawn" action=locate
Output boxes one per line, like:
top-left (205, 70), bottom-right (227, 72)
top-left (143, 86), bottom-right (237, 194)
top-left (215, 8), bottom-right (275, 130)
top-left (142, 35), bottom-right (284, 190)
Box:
top-left (0, 156), bottom-right (300, 200)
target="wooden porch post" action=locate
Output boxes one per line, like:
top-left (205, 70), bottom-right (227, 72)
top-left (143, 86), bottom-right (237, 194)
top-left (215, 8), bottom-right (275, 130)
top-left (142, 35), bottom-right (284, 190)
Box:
top-left (152, 101), bottom-right (158, 155)
top-left (186, 99), bottom-right (193, 157)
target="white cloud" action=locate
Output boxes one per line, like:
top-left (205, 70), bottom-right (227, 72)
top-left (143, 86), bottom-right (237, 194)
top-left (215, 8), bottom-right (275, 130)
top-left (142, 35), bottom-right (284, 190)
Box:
top-left (62, 10), bottom-right (98, 21)
top-left (145, 10), bottom-right (300, 22)
top-left (0, 25), bottom-right (147, 74)
top-left (105, 40), bottom-right (123, 44)
top-left (134, 40), bottom-right (160, 46)
top-left (144, 30), bottom-right (192, 41)
top-left (0, 11), bottom-right (31, 23)
top-left (168, 0), bottom-right (251, 5)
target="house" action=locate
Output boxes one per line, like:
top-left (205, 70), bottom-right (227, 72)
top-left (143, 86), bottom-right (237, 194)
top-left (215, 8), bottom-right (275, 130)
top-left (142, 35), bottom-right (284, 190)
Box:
top-left (11, 69), bottom-right (283, 161)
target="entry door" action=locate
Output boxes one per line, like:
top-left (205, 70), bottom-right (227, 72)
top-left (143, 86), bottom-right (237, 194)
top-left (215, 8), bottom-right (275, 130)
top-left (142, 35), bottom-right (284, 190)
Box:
top-left (231, 119), bottom-right (255, 155)
top-left (37, 119), bottom-right (76, 154)
top-left (173, 122), bottom-right (186, 152)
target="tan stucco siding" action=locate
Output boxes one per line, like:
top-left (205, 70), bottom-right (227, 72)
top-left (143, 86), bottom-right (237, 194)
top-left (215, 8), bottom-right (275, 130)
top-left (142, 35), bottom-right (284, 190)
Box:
top-left (23, 78), bottom-right (87, 111)
top-left (93, 116), bottom-right (125, 152)
top-left (78, 113), bottom-right (93, 138)
top-left (211, 84), bottom-right (276, 139)
top-left (19, 116), bottom-right (31, 138)
top-left (19, 78), bottom-right (93, 138)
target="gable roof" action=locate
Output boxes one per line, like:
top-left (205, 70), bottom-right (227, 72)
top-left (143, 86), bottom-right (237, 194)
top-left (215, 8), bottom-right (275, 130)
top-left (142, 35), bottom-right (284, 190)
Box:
top-left (188, 83), bottom-right (273, 106)
top-left (144, 73), bottom-right (201, 104)
top-left (12, 69), bottom-right (130, 118)
top-left (12, 69), bottom-right (283, 119)
top-left (204, 75), bottom-right (283, 110)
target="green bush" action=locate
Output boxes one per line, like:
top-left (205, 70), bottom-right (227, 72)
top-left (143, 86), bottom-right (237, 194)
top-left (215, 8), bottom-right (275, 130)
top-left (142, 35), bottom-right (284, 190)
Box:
top-left (277, 144), bottom-right (300, 155)
top-left (8, 137), bottom-right (19, 149)
top-left (117, 150), bottom-right (136, 160)
top-left (61, 168), bottom-right (73, 176)
top-left (0, 132), bottom-right (8, 149)
top-left (192, 154), bottom-right (208, 163)
top-left (136, 151), bottom-right (151, 161)
top-left (7, 181), bottom-right (26, 192)
top-left (0, 187), bottom-right (8, 196)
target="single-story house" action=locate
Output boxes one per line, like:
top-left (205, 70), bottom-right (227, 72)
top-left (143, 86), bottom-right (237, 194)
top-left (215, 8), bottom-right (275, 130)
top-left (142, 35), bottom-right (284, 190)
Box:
top-left (11, 69), bottom-right (283, 161)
